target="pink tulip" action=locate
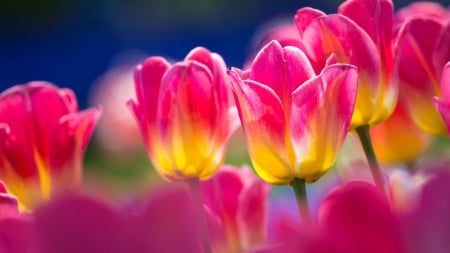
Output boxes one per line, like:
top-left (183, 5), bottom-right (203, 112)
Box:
top-left (229, 40), bottom-right (357, 184)
top-left (201, 165), bottom-right (271, 252)
top-left (0, 82), bottom-right (101, 209)
top-left (295, 0), bottom-right (396, 128)
top-left (396, 18), bottom-right (450, 135)
top-left (128, 48), bottom-right (239, 181)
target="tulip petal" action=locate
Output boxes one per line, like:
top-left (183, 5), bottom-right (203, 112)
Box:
top-left (319, 181), bottom-right (406, 253)
top-left (158, 61), bottom-right (222, 178)
top-left (433, 22), bottom-right (450, 78)
top-left (134, 57), bottom-right (171, 123)
top-left (250, 40), bottom-right (315, 104)
top-left (290, 64), bottom-right (357, 182)
top-left (229, 71), bottom-right (294, 184)
top-left (339, 0), bottom-right (394, 66)
top-left (294, 7), bottom-right (326, 37)
top-left (297, 14), bottom-right (381, 126)
top-left (440, 62), bottom-right (450, 101)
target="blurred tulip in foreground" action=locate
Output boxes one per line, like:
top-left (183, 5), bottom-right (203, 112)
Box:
top-left (201, 165), bottom-right (270, 252)
top-left (229, 40), bottom-right (357, 184)
top-left (0, 82), bottom-right (101, 209)
top-left (129, 48), bottom-right (239, 181)
top-left (370, 102), bottom-right (431, 165)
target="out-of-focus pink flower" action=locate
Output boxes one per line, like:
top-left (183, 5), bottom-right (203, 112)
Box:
top-left (395, 17), bottom-right (450, 135)
top-left (229, 40), bottom-right (357, 184)
top-left (33, 185), bottom-right (203, 253)
top-left (370, 102), bottom-right (431, 164)
top-left (295, 0), bottom-right (396, 128)
top-left (90, 65), bottom-right (142, 154)
top-left (0, 182), bottom-right (36, 253)
top-left (128, 48), bottom-right (239, 181)
top-left (402, 169), bottom-right (450, 253)
top-left (201, 165), bottom-right (270, 252)
top-left (395, 2), bottom-right (449, 26)
top-left (0, 82), bottom-right (101, 210)
top-left (434, 62), bottom-right (450, 133)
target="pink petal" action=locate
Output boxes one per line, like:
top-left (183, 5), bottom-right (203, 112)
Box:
top-left (319, 181), bottom-right (406, 253)
top-left (294, 7), bottom-right (326, 37)
top-left (395, 2), bottom-right (449, 25)
top-left (239, 171), bottom-right (271, 247)
top-left (134, 186), bottom-right (202, 253)
top-left (396, 18), bottom-right (446, 134)
top-left (433, 22), bottom-right (450, 78)
top-left (403, 170), bottom-right (450, 253)
top-left (228, 71), bottom-right (293, 184)
top-left (133, 56), bottom-right (170, 123)
top-left (35, 193), bottom-right (126, 253)
top-left (185, 47), bottom-right (215, 73)
top-left (441, 62), bottom-right (450, 101)
top-left (290, 64), bottom-right (357, 182)
top-left (0, 182), bottom-right (19, 219)
top-left (0, 217), bottom-right (36, 253)
top-left (250, 40), bottom-right (315, 103)
top-left (0, 125), bottom-right (38, 179)
top-left (201, 166), bottom-right (244, 220)
top-left (299, 15), bottom-right (380, 126)
top-left (339, 0), bottom-right (394, 67)
top-left (434, 98), bottom-right (450, 134)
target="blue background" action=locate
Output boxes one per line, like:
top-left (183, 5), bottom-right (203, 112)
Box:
top-left (0, 0), bottom-right (446, 107)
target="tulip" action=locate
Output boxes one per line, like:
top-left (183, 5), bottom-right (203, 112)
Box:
top-left (370, 102), bottom-right (431, 165)
top-left (0, 82), bottom-right (101, 210)
top-left (228, 40), bottom-right (357, 185)
top-left (201, 165), bottom-right (270, 252)
top-left (128, 47), bottom-right (239, 181)
top-left (396, 18), bottom-right (450, 135)
top-left (295, 0), bottom-right (396, 128)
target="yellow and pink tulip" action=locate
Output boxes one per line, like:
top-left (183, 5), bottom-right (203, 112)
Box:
top-left (0, 82), bottom-right (101, 210)
top-left (128, 47), bottom-right (239, 181)
top-left (228, 40), bottom-right (358, 185)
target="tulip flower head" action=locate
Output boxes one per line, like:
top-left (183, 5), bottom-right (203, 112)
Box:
top-left (0, 82), bottom-right (101, 210)
top-left (294, 0), bottom-right (396, 128)
top-left (229, 40), bottom-right (358, 185)
top-left (129, 47), bottom-right (239, 181)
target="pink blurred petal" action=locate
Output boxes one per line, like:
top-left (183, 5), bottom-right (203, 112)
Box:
top-left (0, 217), bottom-right (36, 253)
top-left (35, 193), bottom-right (126, 253)
top-left (134, 186), bottom-right (202, 253)
top-left (441, 62), bottom-right (450, 100)
top-left (395, 2), bottom-right (449, 25)
top-left (434, 98), bottom-right (450, 134)
top-left (319, 181), bottom-right (406, 253)
top-left (403, 170), bottom-right (450, 253)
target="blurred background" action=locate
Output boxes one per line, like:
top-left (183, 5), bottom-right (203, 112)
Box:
top-left (0, 0), bottom-right (448, 197)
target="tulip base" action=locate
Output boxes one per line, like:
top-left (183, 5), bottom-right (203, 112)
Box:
top-left (355, 125), bottom-right (386, 197)
top-left (187, 178), bottom-right (213, 253)
top-left (291, 178), bottom-right (312, 224)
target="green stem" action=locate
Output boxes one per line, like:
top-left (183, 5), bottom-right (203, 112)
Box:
top-left (355, 125), bottom-right (386, 197)
top-left (187, 178), bottom-right (212, 253)
top-left (291, 178), bottom-right (311, 224)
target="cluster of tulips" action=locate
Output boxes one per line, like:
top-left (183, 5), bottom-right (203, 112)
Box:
top-left (1, 0), bottom-right (450, 252)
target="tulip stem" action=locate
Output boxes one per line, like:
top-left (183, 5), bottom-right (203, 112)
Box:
top-left (355, 125), bottom-right (386, 197)
top-left (291, 178), bottom-right (311, 224)
top-left (187, 178), bottom-right (212, 253)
